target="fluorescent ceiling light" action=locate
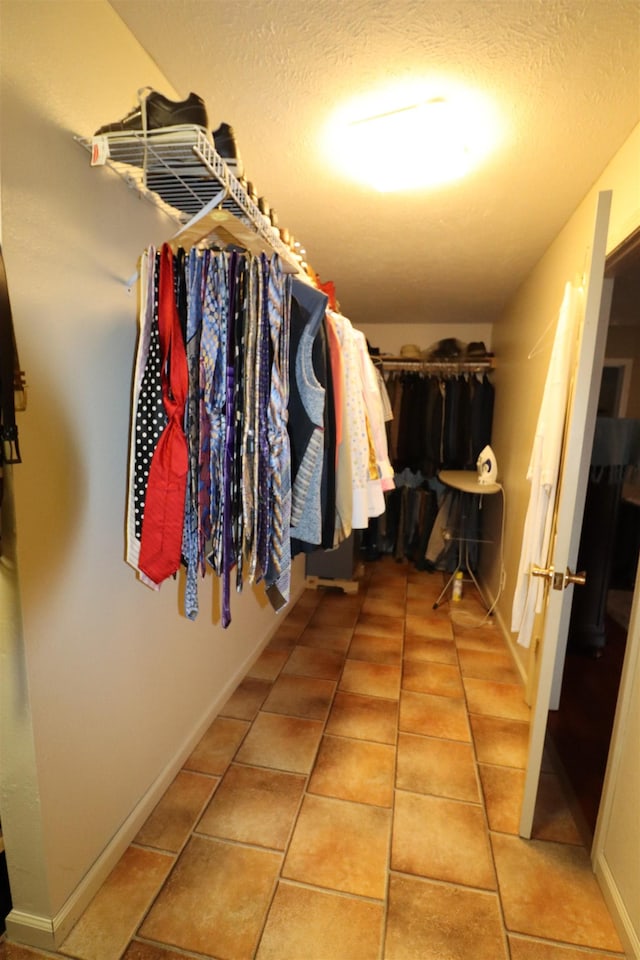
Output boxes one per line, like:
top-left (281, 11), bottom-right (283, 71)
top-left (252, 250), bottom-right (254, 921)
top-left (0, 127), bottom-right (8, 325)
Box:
top-left (325, 83), bottom-right (500, 192)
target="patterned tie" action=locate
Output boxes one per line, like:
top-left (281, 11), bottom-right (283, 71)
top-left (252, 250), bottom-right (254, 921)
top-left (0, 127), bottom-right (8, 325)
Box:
top-left (265, 255), bottom-right (292, 609)
top-left (255, 254), bottom-right (272, 581)
top-left (181, 247), bottom-right (204, 619)
top-left (242, 257), bottom-right (261, 582)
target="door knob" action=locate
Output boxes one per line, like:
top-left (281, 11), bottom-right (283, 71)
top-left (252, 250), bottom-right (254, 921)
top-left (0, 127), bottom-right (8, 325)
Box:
top-left (564, 568), bottom-right (586, 587)
top-left (531, 564), bottom-right (554, 580)
top-left (530, 564), bottom-right (586, 590)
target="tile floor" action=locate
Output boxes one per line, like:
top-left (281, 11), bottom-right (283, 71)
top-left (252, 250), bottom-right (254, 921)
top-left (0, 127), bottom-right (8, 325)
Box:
top-left (0, 558), bottom-right (628, 960)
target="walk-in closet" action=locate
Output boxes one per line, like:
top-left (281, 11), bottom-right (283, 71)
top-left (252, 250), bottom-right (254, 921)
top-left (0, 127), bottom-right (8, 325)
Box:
top-left (1, 3), bottom-right (639, 959)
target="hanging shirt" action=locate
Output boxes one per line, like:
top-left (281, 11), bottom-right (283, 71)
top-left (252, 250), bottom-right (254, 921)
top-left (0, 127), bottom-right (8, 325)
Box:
top-left (511, 281), bottom-right (582, 648)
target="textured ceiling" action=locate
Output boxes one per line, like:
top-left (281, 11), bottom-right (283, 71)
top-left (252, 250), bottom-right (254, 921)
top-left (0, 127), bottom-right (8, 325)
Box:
top-left (109, 0), bottom-right (640, 328)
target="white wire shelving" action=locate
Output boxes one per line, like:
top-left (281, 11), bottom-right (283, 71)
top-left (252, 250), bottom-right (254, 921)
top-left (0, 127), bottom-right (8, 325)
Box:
top-left (74, 124), bottom-right (301, 272)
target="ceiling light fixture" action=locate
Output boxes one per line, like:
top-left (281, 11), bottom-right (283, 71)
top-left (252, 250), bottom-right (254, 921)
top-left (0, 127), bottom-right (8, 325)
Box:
top-left (325, 84), bottom-right (499, 192)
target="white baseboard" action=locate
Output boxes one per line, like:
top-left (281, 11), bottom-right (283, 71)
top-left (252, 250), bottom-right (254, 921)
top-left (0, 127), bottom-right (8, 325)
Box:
top-left (595, 852), bottom-right (640, 959)
top-left (6, 626), bottom-right (279, 951)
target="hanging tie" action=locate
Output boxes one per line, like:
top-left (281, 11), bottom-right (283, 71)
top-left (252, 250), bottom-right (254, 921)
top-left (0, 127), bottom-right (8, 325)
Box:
top-left (138, 244), bottom-right (189, 584)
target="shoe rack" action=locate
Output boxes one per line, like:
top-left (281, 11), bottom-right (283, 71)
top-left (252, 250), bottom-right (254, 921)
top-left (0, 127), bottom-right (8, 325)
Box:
top-left (74, 125), bottom-right (301, 272)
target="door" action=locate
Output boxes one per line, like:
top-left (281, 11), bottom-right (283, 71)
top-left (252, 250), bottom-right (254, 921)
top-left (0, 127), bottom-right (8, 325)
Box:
top-left (519, 190), bottom-right (613, 838)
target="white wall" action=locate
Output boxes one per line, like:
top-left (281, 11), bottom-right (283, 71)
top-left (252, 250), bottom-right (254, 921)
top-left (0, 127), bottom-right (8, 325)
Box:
top-left (0, 0), bottom-right (302, 944)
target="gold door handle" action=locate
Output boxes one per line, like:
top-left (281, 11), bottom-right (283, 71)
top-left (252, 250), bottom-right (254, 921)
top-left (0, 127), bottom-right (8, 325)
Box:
top-left (531, 565), bottom-right (554, 580)
top-left (531, 565), bottom-right (586, 590)
top-left (564, 569), bottom-right (586, 587)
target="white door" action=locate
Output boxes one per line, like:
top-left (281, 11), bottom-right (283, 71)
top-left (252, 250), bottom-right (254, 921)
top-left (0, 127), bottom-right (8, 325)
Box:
top-left (519, 190), bottom-right (613, 838)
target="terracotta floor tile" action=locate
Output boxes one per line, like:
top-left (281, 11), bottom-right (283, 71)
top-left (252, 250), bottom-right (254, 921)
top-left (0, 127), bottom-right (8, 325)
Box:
top-left (196, 763), bottom-right (305, 849)
top-left (246, 648), bottom-right (290, 681)
top-left (281, 644), bottom-right (344, 680)
top-left (392, 791), bottom-right (495, 889)
top-left (347, 631), bottom-right (403, 665)
top-left (308, 602), bottom-right (361, 629)
top-left (532, 772), bottom-right (584, 845)
top-left (308, 734), bottom-right (395, 806)
top-left (492, 833), bottom-right (623, 951)
top-left (219, 677), bottom-right (271, 720)
top-left (399, 690), bottom-right (471, 741)
top-left (353, 611), bottom-right (405, 639)
top-left (385, 875), bottom-right (508, 960)
top-left (135, 771), bottom-right (217, 853)
top-left (453, 622), bottom-right (508, 651)
top-left (396, 733), bottom-right (479, 802)
top-left (403, 634), bottom-right (458, 664)
top-left (0, 947), bottom-right (53, 960)
top-left (463, 676), bottom-right (530, 721)
top-left (361, 594), bottom-right (406, 618)
top-left (281, 602), bottom-right (316, 630)
top-left (458, 647), bottom-right (521, 683)
top-left (262, 674), bottom-right (336, 720)
top-left (297, 624), bottom-right (354, 655)
top-left (366, 578), bottom-right (407, 600)
top-left (405, 611), bottom-right (454, 640)
top-left (508, 934), bottom-right (625, 959)
top-left (183, 717), bottom-right (250, 776)
top-left (267, 620), bottom-right (305, 649)
top-left (122, 943), bottom-right (192, 960)
top-left (139, 836), bottom-right (281, 959)
top-left (283, 794), bottom-right (390, 898)
top-left (406, 577), bottom-right (446, 601)
top-left (325, 691), bottom-right (398, 743)
top-left (236, 711), bottom-right (324, 774)
top-left (256, 881), bottom-right (384, 960)
top-left (402, 659), bottom-right (464, 698)
top-left (470, 715), bottom-right (530, 768)
top-left (59, 847), bottom-right (174, 960)
top-left (478, 763), bottom-right (525, 834)
top-left (339, 659), bottom-right (401, 699)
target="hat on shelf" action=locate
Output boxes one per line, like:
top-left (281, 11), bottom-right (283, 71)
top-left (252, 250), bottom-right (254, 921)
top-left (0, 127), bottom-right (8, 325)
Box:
top-left (466, 341), bottom-right (493, 358)
top-left (423, 338), bottom-right (463, 360)
top-left (399, 344), bottom-right (422, 359)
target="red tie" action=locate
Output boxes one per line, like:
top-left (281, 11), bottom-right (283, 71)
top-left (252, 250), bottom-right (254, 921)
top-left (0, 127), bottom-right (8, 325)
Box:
top-left (139, 244), bottom-right (188, 584)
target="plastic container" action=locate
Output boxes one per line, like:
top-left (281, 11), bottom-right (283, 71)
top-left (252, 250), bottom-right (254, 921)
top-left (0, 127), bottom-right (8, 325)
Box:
top-left (452, 571), bottom-right (464, 601)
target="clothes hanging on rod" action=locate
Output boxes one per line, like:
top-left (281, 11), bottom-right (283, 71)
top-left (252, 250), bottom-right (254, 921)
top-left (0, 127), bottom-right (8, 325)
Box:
top-left (384, 368), bottom-right (494, 477)
top-left (126, 243), bottom-right (395, 625)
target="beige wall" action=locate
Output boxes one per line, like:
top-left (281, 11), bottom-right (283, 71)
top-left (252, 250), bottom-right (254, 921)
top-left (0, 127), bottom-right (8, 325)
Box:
top-left (0, 0), bottom-right (303, 944)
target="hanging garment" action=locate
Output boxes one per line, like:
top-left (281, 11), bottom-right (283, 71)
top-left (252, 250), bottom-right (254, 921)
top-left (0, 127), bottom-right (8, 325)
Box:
top-left (288, 278), bottom-right (328, 550)
top-left (264, 255), bottom-right (293, 609)
top-left (353, 328), bottom-right (395, 495)
top-left (138, 243), bottom-right (189, 584)
top-left (511, 281), bottom-right (582, 648)
top-left (333, 313), bottom-right (385, 527)
top-left (242, 257), bottom-right (262, 582)
top-left (199, 252), bottom-right (228, 577)
top-left (181, 247), bottom-right (205, 619)
top-left (126, 247), bottom-right (164, 587)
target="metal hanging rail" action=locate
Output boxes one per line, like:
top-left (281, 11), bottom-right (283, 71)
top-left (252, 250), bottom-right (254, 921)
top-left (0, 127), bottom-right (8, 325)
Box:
top-left (378, 355), bottom-right (494, 375)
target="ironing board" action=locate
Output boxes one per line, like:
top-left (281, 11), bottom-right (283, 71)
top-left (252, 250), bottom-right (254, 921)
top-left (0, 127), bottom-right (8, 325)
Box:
top-left (433, 469), bottom-right (502, 610)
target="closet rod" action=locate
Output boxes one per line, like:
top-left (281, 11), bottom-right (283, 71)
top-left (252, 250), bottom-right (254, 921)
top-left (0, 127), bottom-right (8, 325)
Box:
top-left (378, 357), bottom-right (494, 375)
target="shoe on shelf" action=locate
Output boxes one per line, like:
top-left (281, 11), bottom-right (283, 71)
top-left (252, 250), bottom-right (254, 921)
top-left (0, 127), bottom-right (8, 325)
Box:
top-left (212, 122), bottom-right (244, 178)
top-left (94, 88), bottom-right (208, 136)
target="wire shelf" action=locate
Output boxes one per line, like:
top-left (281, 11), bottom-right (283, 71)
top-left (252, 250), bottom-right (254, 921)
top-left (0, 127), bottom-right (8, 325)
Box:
top-left (74, 125), bottom-right (300, 271)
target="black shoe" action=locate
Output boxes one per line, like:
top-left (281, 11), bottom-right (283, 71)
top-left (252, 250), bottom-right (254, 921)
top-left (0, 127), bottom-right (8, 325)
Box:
top-left (94, 89), bottom-right (208, 136)
top-left (212, 122), bottom-right (244, 178)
